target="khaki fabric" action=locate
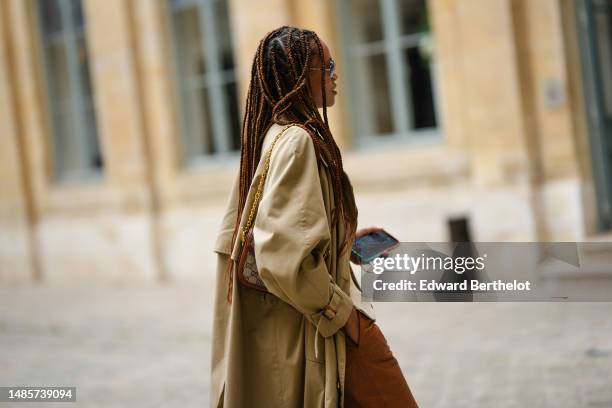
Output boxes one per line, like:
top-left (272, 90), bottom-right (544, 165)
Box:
top-left (211, 123), bottom-right (376, 408)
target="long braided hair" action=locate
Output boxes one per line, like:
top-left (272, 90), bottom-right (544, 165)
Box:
top-left (226, 26), bottom-right (358, 303)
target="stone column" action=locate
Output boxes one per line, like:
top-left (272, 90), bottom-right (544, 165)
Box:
top-left (0, 0), bottom-right (38, 282)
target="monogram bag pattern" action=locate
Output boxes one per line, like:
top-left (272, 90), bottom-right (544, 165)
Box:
top-left (236, 125), bottom-right (293, 292)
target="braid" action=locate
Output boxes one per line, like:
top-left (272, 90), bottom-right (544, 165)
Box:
top-left (225, 26), bottom-right (357, 303)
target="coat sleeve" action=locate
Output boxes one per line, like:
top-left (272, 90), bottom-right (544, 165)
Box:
top-left (253, 126), bottom-right (354, 338)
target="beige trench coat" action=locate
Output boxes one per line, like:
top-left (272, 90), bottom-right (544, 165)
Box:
top-left (210, 123), bottom-right (376, 407)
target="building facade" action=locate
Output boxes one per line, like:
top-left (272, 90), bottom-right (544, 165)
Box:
top-left (0, 0), bottom-right (610, 284)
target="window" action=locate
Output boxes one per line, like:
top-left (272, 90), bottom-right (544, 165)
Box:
top-left (36, 0), bottom-right (103, 181)
top-left (593, 0), bottom-right (612, 117)
top-left (576, 0), bottom-right (612, 230)
top-left (337, 0), bottom-right (439, 145)
top-left (168, 0), bottom-right (240, 164)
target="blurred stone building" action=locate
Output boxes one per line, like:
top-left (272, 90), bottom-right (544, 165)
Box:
top-left (0, 0), bottom-right (610, 284)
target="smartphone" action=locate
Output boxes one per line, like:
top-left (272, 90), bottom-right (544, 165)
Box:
top-left (351, 229), bottom-right (400, 264)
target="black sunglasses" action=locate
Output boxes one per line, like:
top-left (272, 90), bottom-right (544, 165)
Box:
top-left (310, 58), bottom-right (335, 79)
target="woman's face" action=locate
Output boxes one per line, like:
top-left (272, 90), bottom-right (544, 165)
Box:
top-left (307, 39), bottom-right (337, 108)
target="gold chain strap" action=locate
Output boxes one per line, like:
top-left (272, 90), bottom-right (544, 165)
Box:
top-left (241, 125), bottom-right (293, 241)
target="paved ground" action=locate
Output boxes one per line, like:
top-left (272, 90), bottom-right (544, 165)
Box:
top-left (1, 284), bottom-right (611, 407)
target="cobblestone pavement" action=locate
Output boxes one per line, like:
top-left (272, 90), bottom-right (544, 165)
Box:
top-left (1, 285), bottom-right (611, 407)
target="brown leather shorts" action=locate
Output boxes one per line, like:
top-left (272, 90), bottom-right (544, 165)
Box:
top-left (344, 311), bottom-right (419, 408)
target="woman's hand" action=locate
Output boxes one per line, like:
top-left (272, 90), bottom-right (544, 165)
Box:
top-left (350, 226), bottom-right (384, 265)
top-left (343, 307), bottom-right (360, 345)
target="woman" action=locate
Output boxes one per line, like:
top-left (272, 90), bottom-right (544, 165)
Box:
top-left (211, 26), bottom-right (417, 407)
